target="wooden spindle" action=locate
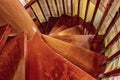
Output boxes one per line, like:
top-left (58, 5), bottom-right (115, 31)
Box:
top-left (103, 7), bottom-right (120, 39)
top-left (93, 0), bottom-right (114, 40)
top-left (97, 7), bottom-right (120, 53)
top-left (101, 31), bottom-right (120, 54)
top-left (106, 50), bottom-right (120, 63)
top-left (77, 0), bottom-right (80, 16)
top-left (54, 0), bottom-right (59, 16)
top-left (37, 0), bottom-right (47, 21)
top-left (83, 0), bottom-right (90, 31)
top-left (45, 0), bottom-right (53, 17)
top-left (30, 6), bottom-right (44, 33)
top-left (99, 68), bottom-right (120, 78)
top-left (62, 0), bottom-right (66, 14)
top-left (24, 0), bottom-right (36, 9)
top-left (91, 0), bottom-right (101, 23)
top-left (71, 0), bottom-right (73, 16)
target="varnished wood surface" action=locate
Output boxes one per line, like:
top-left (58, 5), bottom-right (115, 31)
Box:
top-left (56, 25), bottom-right (83, 35)
top-left (0, 25), bottom-right (11, 52)
top-left (26, 32), bottom-right (96, 80)
top-left (50, 35), bottom-right (91, 49)
top-left (53, 15), bottom-right (84, 34)
top-left (0, 0), bottom-right (38, 38)
top-left (45, 17), bottom-right (59, 34)
top-left (50, 14), bottom-right (71, 34)
top-left (43, 35), bottom-right (107, 77)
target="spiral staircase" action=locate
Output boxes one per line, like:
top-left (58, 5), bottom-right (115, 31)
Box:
top-left (0, 0), bottom-right (120, 80)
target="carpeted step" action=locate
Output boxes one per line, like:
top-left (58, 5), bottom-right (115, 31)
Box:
top-left (55, 25), bottom-right (83, 35)
top-left (52, 15), bottom-right (84, 34)
top-left (50, 14), bottom-right (71, 34)
top-left (0, 25), bottom-right (11, 52)
top-left (26, 32), bottom-right (96, 80)
top-left (45, 17), bottom-right (59, 34)
top-left (42, 35), bottom-right (107, 78)
top-left (0, 32), bottom-right (26, 80)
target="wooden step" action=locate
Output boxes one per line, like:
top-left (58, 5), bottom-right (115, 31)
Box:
top-left (45, 17), bottom-right (59, 34)
top-left (85, 22), bottom-right (96, 34)
top-left (0, 32), bottom-right (26, 80)
top-left (42, 35), bottom-right (107, 78)
top-left (52, 15), bottom-right (84, 34)
top-left (0, 25), bottom-right (11, 52)
top-left (56, 25), bottom-right (83, 35)
top-left (26, 32), bottom-right (96, 80)
top-left (50, 14), bottom-right (71, 34)
top-left (50, 35), bottom-right (92, 49)
top-left (51, 35), bottom-right (105, 53)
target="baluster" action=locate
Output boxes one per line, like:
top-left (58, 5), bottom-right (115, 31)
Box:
top-left (24, 0), bottom-right (36, 9)
top-left (45, 0), bottom-right (53, 17)
top-left (103, 7), bottom-right (120, 40)
top-left (96, 7), bottom-right (120, 52)
top-left (93, 0), bottom-right (114, 40)
top-left (77, 0), bottom-right (80, 16)
top-left (37, 0), bottom-right (47, 21)
top-left (54, 0), bottom-right (59, 16)
top-left (24, 0), bottom-right (44, 33)
top-left (91, 0), bottom-right (101, 23)
top-left (101, 31), bottom-right (120, 54)
top-left (83, 0), bottom-right (90, 32)
top-left (99, 68), bottom-right (120, 78)
top-left (62, 0), bottom-right (66, 14)
top-left (106, 50), bottom-right (120, 63)
top-left (71, 0), bottom-right (73, 16)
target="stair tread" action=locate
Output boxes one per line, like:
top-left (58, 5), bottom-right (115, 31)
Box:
top-left (0, 32), bottom-right (26, 80)
top-left (55, 25), bottom-right (83, 35)
top-left (45, 17), bottom-right (59, 34)
top-left (42, 35), bottom-right (107, 77)
top-left (0, 25), bottom-right (11, 52)
top-left (52, 15), bottom-right (84, 34)
top-left (50, 14), bottom-right (71, 34)
top-left (50, 35), bottom-right (92, 49)
top-left (26, 33), bottom-right (96, 80)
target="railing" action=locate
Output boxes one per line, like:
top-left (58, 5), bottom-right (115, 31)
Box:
top-left (24, 0), bottom-right (120, 79)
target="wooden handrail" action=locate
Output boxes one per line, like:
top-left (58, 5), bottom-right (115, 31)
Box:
top-left (54, 0), bottom-right (59, 16)
top-left (91, 0), bottom-right (101, 23)
top-left (83, 0), bottom-right (90, 31)
top-left (24, 0), bottom-right (36, 9)
top-left (36, 0), bottom-right (47, 21)
top-left (62, 0), bottom-right (66, 14)
top-left (99, 68), bottom-right (120, 78)
top-left (77, 0), bottom-right (81, 16)
top-left (45, 0), bottom-right (53, 17)
top-left (93, 0), bottom-right (114, 40)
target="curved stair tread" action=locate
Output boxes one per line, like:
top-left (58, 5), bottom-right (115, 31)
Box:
top-left (45, 17), bottom-right (59, 34)
top-left (50, 14), bottom-right (71, 34)
top-left (0, 32), bottom-right (26, 80)
top-left (42, 35), bottom-right (107, 77)
top-left (0, 25), bottom-right (11, 52)
top-left (27, 33), bottom-right (96, 80)
top-left (52, 15), bottom-right (84, 34)
top-left (56, 25), bottom-right (83, 35)
top-left (50, 35), bottom-right (92, 49)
